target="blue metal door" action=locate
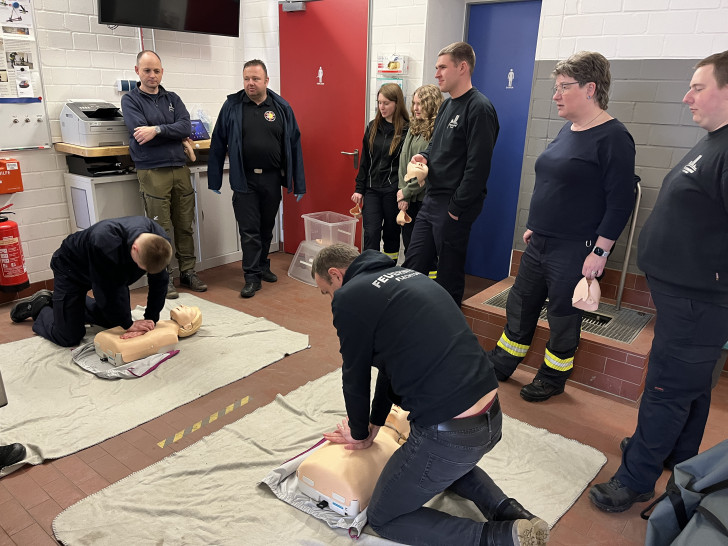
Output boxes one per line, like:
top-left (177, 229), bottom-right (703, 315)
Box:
top-left (466, 0), bottom-right (541, 280)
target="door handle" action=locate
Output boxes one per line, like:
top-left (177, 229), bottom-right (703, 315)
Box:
top-left (341, 148), bottom-right (359, 170)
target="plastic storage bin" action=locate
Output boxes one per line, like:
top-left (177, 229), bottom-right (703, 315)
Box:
top-left (302, 211), bottom-right (358, 246)
top-left (288, 240), bottom-right (325, 286)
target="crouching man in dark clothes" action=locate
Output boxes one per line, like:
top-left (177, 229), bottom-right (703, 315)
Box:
top-left (312, 243), bottom-right (549, 546)
top-left (10, 216), bottom-right (173, 347)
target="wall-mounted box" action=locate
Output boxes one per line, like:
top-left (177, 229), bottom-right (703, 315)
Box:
top-left (0, 158), bottom-right (23, 194)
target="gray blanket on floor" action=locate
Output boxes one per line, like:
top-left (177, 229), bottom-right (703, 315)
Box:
top-left (52, 370), bottom-right (606, 545)
top-left (0, 293), bottom-right (309, 477)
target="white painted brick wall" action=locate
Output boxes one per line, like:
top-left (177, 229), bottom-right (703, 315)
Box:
top-left (537, 0), bottom-right (728, 59)
top-left (6, 0), bottom-right (728, 283)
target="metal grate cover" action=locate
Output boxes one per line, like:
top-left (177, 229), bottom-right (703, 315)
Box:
top-left (483, 287), bottom-right (653, 345)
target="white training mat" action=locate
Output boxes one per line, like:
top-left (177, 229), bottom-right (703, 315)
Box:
top-left (52, 370), bottom-right (606, 545)
top-left (0, 293), bottom-right (309, 477)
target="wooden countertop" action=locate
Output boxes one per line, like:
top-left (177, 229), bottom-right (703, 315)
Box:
top-left (55, 139), bottom-right (211, 157)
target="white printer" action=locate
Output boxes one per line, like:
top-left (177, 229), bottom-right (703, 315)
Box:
top-left (60, 100), bottom-right (129, 147)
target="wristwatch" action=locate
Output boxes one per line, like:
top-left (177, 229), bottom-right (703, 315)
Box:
top-left (592, 246), bottom-right (610, 257)
top-left (154, 126), bottom-right (161, 135)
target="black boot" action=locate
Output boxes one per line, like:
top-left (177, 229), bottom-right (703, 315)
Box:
top-left (493, 498), bottom-right (549, 543)
top-left (0, 443), bottom-right (26, 469)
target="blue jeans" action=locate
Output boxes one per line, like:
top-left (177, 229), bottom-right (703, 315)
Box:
top-left (367, 398), bottom-right (505, 546)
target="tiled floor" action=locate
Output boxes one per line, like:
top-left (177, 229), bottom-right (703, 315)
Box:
top-left (0, 252), bottom-right (726, 545)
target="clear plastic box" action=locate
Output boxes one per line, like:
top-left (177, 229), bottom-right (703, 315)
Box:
top-left (302, 211), bottom-right (358, 246)
top-left (288, 240), bottom-right (325, 286)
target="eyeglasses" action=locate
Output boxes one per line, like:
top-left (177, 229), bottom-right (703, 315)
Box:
top-left (552, 81), bottom-right (581, 95)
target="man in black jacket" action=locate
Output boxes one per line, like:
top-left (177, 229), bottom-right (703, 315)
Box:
top-left (10, 216), bottom-right (172, 348)
top-left (312, 244), bottom-right (547, 546)
top-left (121, 50), bottom-right (207, 299)
top-left (403, 42), bottom-right (499, 307)
top-left (590, 50), bottom-right (728, 513)
top-left (208, 59), bottom-right (305, 299)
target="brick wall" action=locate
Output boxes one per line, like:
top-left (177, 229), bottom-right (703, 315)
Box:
top-left (0, 0), bottom-right (275, 284)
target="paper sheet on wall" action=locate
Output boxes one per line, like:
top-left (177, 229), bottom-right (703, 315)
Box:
top-left (0, 0), bottom-right (51, 150)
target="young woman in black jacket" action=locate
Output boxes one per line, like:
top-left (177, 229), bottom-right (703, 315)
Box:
top-left (351, 83), bottom-right (409, 259)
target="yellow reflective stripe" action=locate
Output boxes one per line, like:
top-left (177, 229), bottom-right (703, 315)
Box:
top-left (544, 349), bottom-right (573, 371)
top-left (496, 333), bottom-right (529, 358)
top-left (428, 270), bottom-right (438, 279)
top-left (384, 251), bottom-right (399, 260)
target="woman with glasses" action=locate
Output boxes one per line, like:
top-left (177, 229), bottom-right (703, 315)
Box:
top-left (488, 51), bottom-right (636, 402)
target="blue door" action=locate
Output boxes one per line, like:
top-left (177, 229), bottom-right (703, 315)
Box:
top-left (466, 0), bottom-right (541, 280)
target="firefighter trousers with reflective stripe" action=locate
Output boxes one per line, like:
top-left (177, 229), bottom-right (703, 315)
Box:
top-left (488, 232), bottom-right (591, 388)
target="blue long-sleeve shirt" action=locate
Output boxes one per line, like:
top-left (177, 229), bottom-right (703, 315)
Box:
top-left (527, 119), bottom-right (635, 242)
top-left (121, 84), bottom-right (191, 169)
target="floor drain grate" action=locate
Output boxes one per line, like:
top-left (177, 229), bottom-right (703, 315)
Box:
top-left (482, 287), bottom-right (653, 345)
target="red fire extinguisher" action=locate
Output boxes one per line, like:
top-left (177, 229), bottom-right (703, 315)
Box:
top-left (0, 203), bottom-right (30, 293)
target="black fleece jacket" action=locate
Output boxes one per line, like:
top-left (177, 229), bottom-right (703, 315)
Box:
top-left (638, 124), bottom-right (728, 303)
top-left (355, 119), bottom-right (407, 193)
top-left (331, 251), bottom-right (498, 440)
top-left (51, 217), bottom-right (170, 329)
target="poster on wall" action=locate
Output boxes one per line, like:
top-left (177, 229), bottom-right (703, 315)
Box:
top-left (0, 0), bottom-right (51, 150)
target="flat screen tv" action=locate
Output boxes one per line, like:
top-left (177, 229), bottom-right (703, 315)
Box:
top-left (98, 0), bottom-right (241, 37)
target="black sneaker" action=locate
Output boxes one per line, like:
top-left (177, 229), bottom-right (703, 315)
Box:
top-left (0, 443), bottom-right (26, 469)
top-left (520, 379), bottom-right (564, 402)
top-left (240, 281), bottom-right (262, 298)
top-left (261, 269), bottom-right (278, 283)
top-left (180, 270), bottom-right (207, 292)
top-left (10, 290), bottom-right (53, 322)
top-left (589, 477), bottom-right (654, 512)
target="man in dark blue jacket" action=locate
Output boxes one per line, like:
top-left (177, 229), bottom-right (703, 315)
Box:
top-left (10, 217), bottom-right (172, 348)
top-left (208, 59), bottom-right (305, 298)
top-left (121, 50), bottom-right (206, 299)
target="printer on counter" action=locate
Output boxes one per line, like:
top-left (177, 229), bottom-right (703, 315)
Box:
top-left (60, 100), bottom-right (129, 147)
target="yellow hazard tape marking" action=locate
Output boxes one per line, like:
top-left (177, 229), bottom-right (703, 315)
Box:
top-left (157, 396), bottom-right (249, 449)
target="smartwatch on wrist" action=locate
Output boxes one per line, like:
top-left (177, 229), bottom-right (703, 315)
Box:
top-left (592, 246), bottom-right (610, 257)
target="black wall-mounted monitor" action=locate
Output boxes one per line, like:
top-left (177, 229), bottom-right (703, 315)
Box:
top-left (98, 0), bottom-right (241, 38)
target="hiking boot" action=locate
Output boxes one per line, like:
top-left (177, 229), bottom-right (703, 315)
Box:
top-left (481, 519), bottom-right (545, 546)
top-left (261, 269), bottom-right (278, 283)
top-left (589, 477), bottom-right (654, 513)
top-left (0, 443), bottom-right (26, 469)
top-left (493, 498), bottom-right (549, 543)
top-left (240, 281), bottom-right (262, 298)
top-left (10, 290), bottom-right (53, 322)
top-left (520, 379), bottom-right (565, 402)
top-left (166, 276), bottom-right (179, 299)
top-left (180, 270), bottom-right (207, 292)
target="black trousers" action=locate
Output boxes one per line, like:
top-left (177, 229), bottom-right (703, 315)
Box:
top-left (488, 233), bottom-right (590, 388)
top-left (401, 200), bottom-right (437, 275)
top-left (33, 271), bottom-right (117, 347)
top-left (616, 288), bottom-right (728, 493)
top-left (232, 170), bottom-right (283, 283)
top-left (403, 194), bottom-right (473, 306)
top-left (362, 185), bottom-right (400, 254)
